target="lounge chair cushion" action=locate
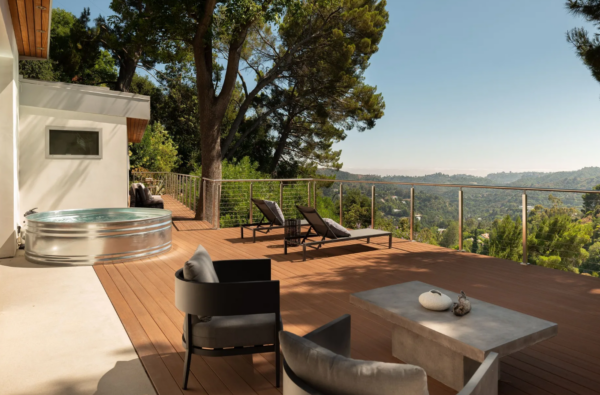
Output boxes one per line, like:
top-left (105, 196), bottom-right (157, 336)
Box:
top-left (264, 200), bottom-right (285, 225)
top-left (183, 244), bottom-right (219, 283)
top-left (280, 331), bottom-right (428, 395)
top-left (185, 313), bottom-right (277, 349)
top-left (323, 218), bottom-right (351, 237)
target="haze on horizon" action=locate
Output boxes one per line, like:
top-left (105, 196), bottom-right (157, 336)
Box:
top-left (334, 1), bottom-right (600, 176)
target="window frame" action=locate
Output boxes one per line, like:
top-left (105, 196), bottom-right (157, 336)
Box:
top-left (45, 126), bottom-right (103, 160)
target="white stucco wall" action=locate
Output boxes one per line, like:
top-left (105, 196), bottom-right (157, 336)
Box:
top-left (19, 106), bottom-right (128, 217)
top-left (0, 0), bottom-right (19, 258)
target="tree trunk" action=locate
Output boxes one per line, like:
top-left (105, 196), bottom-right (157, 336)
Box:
top-left (115, 56), bottom-right (138, 92)
top-left (196, 114), bottom-right (222, 221)
top-left (270, 122), bottom-right (292, 175)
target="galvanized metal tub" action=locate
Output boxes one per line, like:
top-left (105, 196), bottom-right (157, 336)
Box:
top-left (25, 208), bottom-right (172, 265)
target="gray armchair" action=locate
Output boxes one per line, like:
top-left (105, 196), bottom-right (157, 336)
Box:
top-left (280, 315), bottom-right (499, 395)
top-left (175, 245), bottom-right (281, 390)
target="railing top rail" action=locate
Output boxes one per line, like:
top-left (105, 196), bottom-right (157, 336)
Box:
top-left (202, 177), bottom-right (600, 194)
top-left (132, 172), bottom-right (600, 194)
top-left (202, 178), bottom-right (314, 183)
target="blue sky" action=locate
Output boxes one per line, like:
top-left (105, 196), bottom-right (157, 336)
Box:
top-left (53, 1), bottom-right (600, 177)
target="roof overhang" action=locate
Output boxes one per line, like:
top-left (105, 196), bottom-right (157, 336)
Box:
top-left (20, 78), bottom-right (151, 142)
top-left (7, 0), bottom-right (52, 60)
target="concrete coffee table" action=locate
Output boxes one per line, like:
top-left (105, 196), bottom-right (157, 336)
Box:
top-left (350, 281), bottom-right (557, 391)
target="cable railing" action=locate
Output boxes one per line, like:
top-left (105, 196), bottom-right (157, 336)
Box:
top-left (131, 172), bottom-right (600, 276)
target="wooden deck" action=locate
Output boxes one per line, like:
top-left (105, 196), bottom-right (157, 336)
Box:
top-left (94, 196), bottom-right (600, 395)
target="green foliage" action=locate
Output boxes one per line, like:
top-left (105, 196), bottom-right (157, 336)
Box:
top-left (129, 122), bottom-right (180, 172)
top-left (20, 8), bottom-right (117, 86)
top-left (439, 222), bottom-right (459, 248)
top-left (581, 184), bottom-right (600, 214)
top-left (527, 198), bottom-right (592, 268)
top-left (566, 1), bottom-right (600, 84)
top-left (340, 188), bottom-right (372, 228)
top-left (489, 215), bottom-right (522, 262)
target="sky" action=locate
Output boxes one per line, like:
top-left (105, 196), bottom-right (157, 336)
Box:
top-left (52, 0), bottom-right (600, 177)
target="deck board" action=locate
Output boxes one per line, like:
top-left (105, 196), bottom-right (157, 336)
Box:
top-left (94, 196), bottom-right (600, 395)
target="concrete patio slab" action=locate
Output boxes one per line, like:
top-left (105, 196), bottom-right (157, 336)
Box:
top-left (0, 251), bottom-right (156, 395)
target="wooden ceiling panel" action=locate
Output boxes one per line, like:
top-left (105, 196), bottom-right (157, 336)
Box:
top-left (7, 0), bottom-right (51, 60)
top-left (127, 118), bottom-right (149, 143)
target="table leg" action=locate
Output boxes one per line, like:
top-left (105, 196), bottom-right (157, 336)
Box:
top-left (392, 326), bottom-right (484, 391)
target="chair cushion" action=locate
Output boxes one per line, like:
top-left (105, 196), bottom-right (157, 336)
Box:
top-left (264, 200), bottom-right (285, 225)
top-left (185, 313), bottom-right (277, 349)
top-left (323, 218), bottom-right (351, 237)
top-left (280, 331), bottom-right (428, 395)
top-left (183, 245), bottom-right (219, 283)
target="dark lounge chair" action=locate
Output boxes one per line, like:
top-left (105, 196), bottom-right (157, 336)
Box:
top-left (280, 315), bottom-right (499, 395)
top-left (241, 198), bottom-right (308, 242)
top-left (129, 183), bottom-right (164, 209)
top-left (286, 205), bottom-right (392, 261)
top-left (175, 246), bottom-right (281, 389)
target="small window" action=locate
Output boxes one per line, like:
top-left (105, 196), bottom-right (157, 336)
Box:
top-left (46, 128), bottom-right (102, 159)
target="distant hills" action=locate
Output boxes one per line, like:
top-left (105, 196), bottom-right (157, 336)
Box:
top-left (319, 167), bottom-right (600, 191)
top-left (317, 167), bottom-right (600, 225)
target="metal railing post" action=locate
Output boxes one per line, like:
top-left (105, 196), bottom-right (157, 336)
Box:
top-left (339, 183), bottom-right (343, 225)
top-left (410, 187), bottom-right (415, 241)
top-left (313, 181), bottom-right (317, 208)
top-left (213, 182), bottom-right (218, 228)
top-left (279, 181), bottom-right (283, 210)
top-left (249, 182), bottom-right (253, 223)
top-left (458, 188), bottom-right (464, 251)
top-left (371, 185), bottom-right (375, 229)
top-left (217, 183), bottom-right (221, 230)
top-left (522, 192), bottom-right (528, 265)
top-left (307, 182), bottom-right (311, 206)
top-left (202, 180), bottom-right (207, 220)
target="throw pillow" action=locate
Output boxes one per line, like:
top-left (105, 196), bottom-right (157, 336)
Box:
top-left (280, 331), bottom-right (428, 395)
top-left (323, 218), bottom-right (351, 237)
top-left (264, 200), bottom-right (285, 225)
top-left (183, 244), bottom-right (219, 322)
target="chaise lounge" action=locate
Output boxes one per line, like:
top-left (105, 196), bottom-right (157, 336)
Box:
top-left (285, 205), bottom-right (392, 261)
top-left (241, 198), bottom-right (308, 242)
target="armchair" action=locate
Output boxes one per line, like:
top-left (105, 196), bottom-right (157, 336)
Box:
top-left (175, 257), bottom-right (281, 390)
top-left (281, 315), bottom-right (499, 395)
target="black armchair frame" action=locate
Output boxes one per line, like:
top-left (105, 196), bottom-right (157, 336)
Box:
top-left (175, 258), bottom-right (281, 390)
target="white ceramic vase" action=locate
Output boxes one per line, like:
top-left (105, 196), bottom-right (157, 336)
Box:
top-left (418, 290), bottom-right (452, 311)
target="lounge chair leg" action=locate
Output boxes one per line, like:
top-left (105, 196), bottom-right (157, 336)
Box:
top-left (253, 230), bottom-right (256, 243)
top-left (182, 348), bottom-right (192, 389)
top-left (367, 237), bottom-right (370, 244)
top-left (241, 227), bottom-right (244, 239)
top-left (284, 240), bottom-right (287, 255)
top-left (303, 245), bottom-right (306, 261)
top-left (389, 234), bottom-right (392, 248)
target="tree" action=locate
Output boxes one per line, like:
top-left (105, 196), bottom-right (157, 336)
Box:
top-left (566, 1), bottom-right (600, 83)
top-left (339, 188), bottom-right (372, 228)
top-left (146, 0), bottom-right (388, 219)
top-left (489, 215), bottom-right (522, 262)
top-left (527, 197), bottom-right (592, 269)
top-left (581, 184), bottom-right (600, 214)
top-left (95, 0), bottom-right (170, 92)
top-left (129, 122), bottom-right (180, 172)
top-left (439, 222), bottom-right (459, 248)
top-left (470, 231), bottom-right (479, 254)
top-left (20, 9), bottom-right (115, 85)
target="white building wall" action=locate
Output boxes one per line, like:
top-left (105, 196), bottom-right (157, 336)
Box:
top-left (0, 0), bottom-right (19, 258)
top-left (18, 106), bottom-right (128, 217)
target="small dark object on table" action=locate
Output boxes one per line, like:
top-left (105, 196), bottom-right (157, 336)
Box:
top-left (452, 291), bottom-right (471, 316)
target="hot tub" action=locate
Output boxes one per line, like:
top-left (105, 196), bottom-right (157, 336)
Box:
top-left (25, 208), bottom-right (172, 265)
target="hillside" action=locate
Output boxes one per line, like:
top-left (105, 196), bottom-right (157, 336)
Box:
top-left (317, 167), bottom-right (600, 227)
